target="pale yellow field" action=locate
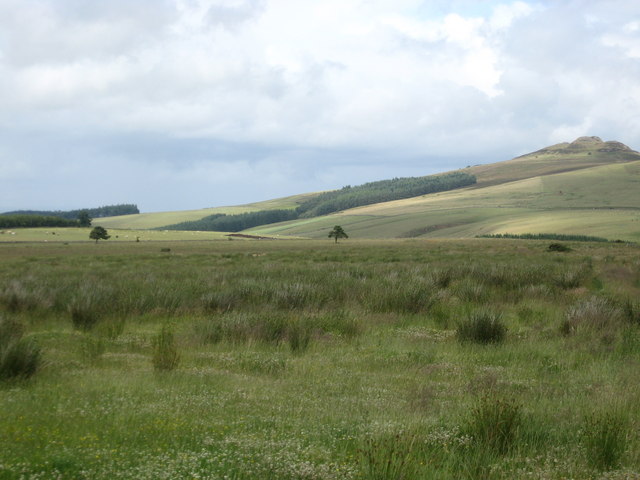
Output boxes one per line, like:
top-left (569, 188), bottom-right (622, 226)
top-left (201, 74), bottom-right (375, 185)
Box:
top-left (96, 192), bottom-right (321, 229)
top-left (249, 161), bottom-right (640, 241)
top-left (76, 141), bottom-right (640, 241)
top-left (0, 227), bottom-right (231, 243)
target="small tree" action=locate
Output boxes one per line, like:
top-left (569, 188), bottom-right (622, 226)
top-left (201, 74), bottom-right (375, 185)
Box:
top-left (89, 226), bottom-right (110, 244)
top-left (77, 210), bottom-right (92, 227)
top-left (328, 225), bottom-right (348, 243)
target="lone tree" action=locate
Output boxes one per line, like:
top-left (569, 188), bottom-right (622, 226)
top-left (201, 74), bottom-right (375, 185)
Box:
top-left (328, 225), bottom-right (348, 243)
top-left (77, 210), bottom-right (92, 227)
top-left (89, 226), bottom-right (110, 244)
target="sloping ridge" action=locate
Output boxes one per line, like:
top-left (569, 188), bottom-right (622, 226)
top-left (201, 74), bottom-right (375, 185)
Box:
top-left (464, 136), bottom-right (640, 188)
top-left (246, 137), bottom-right (640, 241)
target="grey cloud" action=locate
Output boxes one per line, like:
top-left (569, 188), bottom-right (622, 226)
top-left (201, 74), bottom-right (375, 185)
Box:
top-left (1, 0), bottom-right (639, 212)
top-left (0, 0), bottom-right (174, 66)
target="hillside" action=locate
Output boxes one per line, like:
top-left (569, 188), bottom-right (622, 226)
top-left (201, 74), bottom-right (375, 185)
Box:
top-left (96, 192), bottom-right (320, 229)
top-left (466, 136), bottom-right (639, 187)
top-left (247, 137), bottom-right (640, 241)
top-left (97, 136), bottom-right (640, 241)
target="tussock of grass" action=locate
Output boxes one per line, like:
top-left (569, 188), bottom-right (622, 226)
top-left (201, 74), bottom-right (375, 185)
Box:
top-left (583, 410), bottom-right (629, 471)
top-left (465, 397), bottom-right (523, 455)
top-left (0, 316), bottom-right (41, 381)
top-left (457, 310), bottom-right (507, 344)
top-left (152, 325), bottom-right (180, 371)
top-left (561, 296), bottom-right (624, 336)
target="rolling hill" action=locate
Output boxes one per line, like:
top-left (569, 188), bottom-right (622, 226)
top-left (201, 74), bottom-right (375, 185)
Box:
top-left (95, 192), bottom-right (320, 229)
top-left (98, 136), bottom-right (640, 241)
top-left (246, 137), bottom-right (640, 241)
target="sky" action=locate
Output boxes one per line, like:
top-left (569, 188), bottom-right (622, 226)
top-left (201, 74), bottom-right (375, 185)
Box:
top-left (1, 0), bottom-right (639, 213)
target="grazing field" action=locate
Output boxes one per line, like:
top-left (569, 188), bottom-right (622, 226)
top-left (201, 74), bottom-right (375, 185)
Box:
top-left (1, 238), bottom-right (639, 479)
top-left (249, 161), bottom-right (640, 241)
top-left (96, 192), bottom-right (321, 230)
top-left (0, 227), bottom-right (237, 243)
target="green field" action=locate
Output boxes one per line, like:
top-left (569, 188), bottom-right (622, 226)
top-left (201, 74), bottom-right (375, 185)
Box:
top-left (248, 161), bottom-right (640, 241)
top-left (96, 192), bottom-right (321, 230)
top-left (466, 136), bottom-right (640, 187)
top-left (90, 137), bottom-right (640, 242)
top-left (1, 239), bottom-right (639, 479)
top-left (0, 227), bottom-right (235, 243)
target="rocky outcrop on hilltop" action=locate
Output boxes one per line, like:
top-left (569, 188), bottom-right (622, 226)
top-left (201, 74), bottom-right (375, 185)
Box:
top-left (528, 136), bottom-right (637, 156)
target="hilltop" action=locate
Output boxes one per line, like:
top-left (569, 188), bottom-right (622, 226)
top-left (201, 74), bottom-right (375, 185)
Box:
top-left (463, 136), bottom-right (639, 188)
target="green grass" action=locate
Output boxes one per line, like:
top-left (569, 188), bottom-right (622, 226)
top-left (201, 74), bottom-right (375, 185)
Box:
top-left (248, 161), bottom-right (640, 241)
top-left (95, 192), bottom-right (322, 229)
top-left (0, 227), bottom-right (247, 243)
top-left (82, 139), bottom-right (640, 242)
top-left (466, 137), bottom-right (640, 187)
top-left (1, 239), bottom-right (639, 478)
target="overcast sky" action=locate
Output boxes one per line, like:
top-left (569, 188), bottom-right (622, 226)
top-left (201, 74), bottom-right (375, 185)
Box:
top-left (1, 0), bottom-right (639, 213)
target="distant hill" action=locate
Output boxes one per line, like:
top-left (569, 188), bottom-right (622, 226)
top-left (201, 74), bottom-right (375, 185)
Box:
top-left (95, 194), bottom-right (320, 229)
top-left (246, 137), bottom-right (640, 242)
top-left (159, 171), bottom-right (477, 232)
top-left (96, 137), bottom-right (640, 242)
top-left (463, 136), bottom-right (639, 188)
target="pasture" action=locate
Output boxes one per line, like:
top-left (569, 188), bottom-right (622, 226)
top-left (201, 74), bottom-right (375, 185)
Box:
top-left (0, 238), bottom-right (639, 479)
top-left (249, 161), bottom-right (640, 241)
top-left (0, 227), bottom-right (232, 243)
top-left (96, 192), bottom-right (320, 230)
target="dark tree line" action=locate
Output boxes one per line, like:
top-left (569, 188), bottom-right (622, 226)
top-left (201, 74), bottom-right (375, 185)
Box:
top-left (0, 215), bottom-right (80, 229)
top-left (2, 204), bottom-right (139, 220)
top-left (159, 172), bottom-right (477, 233)
top-left (295, 172), bottom-right (476, 218)
top-left (161, 210), bottom-right (299, 232)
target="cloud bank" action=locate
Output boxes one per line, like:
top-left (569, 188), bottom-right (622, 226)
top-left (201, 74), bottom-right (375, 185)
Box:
top-left (1, 0), bottom-right (639, 211)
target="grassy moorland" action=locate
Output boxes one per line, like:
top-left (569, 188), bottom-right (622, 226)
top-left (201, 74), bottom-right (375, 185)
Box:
top-left (1, 238), bottom-right (639, 479)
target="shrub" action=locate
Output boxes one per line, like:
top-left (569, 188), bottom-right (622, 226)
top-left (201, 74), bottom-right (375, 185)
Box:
top-left (465, 397), bottom-right (522, 454)
top-left (70, 304), bottom-right (100, 331)
top-left (583, 410), bottom-right (628, 471)
top-left (0, 316), bottom-right (41, 381)
top-left (457, 310), bottom-right (507, 345)
top-left (152, 325), bottom-right (180, 371)
top-left (548, 243), bottom-right (572, 252)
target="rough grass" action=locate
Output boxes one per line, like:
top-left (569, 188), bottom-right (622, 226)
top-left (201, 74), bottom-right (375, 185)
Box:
top-left (0, 239), bottom-right (639, 479)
